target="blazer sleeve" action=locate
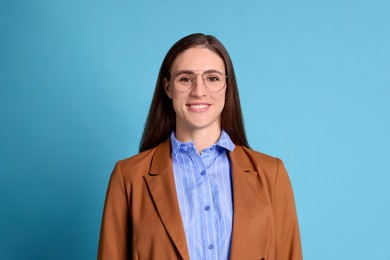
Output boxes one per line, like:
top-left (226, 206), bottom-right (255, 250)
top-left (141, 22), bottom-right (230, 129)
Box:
top-left (98, 161), bottom-right (131, 260)
top-left (273, 158), bottom-right (303, 260)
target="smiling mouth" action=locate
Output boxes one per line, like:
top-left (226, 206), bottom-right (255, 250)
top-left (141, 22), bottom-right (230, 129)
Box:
top-left (187, 103), bottom-right (210, 112)
top-left (189, 104), bottom-right (209, 109)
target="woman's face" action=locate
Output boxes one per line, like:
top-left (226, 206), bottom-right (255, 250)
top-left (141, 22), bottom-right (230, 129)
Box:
top-left (164, 47), bottom-right (226, 136)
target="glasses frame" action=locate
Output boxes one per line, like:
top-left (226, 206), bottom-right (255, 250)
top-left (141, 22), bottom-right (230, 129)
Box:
top-left (169, 69), bottom-right (228, 93)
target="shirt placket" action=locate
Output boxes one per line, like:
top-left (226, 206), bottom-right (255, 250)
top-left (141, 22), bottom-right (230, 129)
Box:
top-left (189, 150), bottom-right (218, 260)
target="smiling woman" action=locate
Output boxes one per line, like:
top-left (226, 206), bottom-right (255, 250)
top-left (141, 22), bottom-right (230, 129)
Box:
top-left (98, 33), bottom-right (303, 260)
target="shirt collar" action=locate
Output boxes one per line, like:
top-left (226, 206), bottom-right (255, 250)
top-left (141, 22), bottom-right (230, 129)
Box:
top-left (170, 130), bottom-right (235, 157)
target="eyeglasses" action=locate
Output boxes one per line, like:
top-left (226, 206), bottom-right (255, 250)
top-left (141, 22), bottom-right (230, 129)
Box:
top-left (170, 69), bottom-right (227, 92)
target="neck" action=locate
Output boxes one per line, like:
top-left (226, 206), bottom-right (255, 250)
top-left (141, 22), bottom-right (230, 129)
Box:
top-left (175, 127), bottom-right (222, 154)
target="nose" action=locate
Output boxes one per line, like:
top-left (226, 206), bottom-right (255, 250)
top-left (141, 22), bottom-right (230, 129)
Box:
top-left (190, 74), bottom-right (207, 96)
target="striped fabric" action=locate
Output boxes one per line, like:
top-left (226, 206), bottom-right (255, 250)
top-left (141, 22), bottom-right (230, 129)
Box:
top-left (170, 131), bottom-right (235, 260)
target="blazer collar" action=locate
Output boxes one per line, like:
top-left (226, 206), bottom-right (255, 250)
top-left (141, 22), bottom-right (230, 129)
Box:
top-left (143, 139), bottom-right (190, 260)
top-left (228, 146), bottom-right (260, 259)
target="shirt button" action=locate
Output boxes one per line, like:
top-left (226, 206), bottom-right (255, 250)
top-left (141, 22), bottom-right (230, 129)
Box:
top-left (208, 244), bottom-right (214, 250)
top-left (200, 170), bottom-right (206, 176)
top-left (204, 206), bottom-right (210, 211)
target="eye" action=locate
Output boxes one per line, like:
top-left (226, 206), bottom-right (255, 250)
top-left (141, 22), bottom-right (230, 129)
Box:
top-left (206, 74), bottom-right (222, 82)
top-left (177, 75), bottom-right (194, 84)
top-left (179, 77), bottom-right (191, 82)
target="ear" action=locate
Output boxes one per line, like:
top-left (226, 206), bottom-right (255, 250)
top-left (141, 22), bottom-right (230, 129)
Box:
top-left (163, 77), bottom-right (173, 99)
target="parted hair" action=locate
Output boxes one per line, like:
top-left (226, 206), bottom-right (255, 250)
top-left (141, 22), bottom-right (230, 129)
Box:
top-left (139, 33), bottom-right (249, 152)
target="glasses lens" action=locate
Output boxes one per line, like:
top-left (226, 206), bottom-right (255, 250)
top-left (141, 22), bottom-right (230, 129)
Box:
top-left (173, 72), bottom-right (194, 92)
top-left (202, 71), bottom-right (226, 92)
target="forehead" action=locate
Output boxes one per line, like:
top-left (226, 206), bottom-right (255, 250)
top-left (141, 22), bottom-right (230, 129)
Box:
top-left (170, 47), bottom-right (225, 73)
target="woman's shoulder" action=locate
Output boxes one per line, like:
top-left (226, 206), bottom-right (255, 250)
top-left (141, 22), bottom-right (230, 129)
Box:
top-left (233, 145), bottom-right (288, 185)
top-left (117, 148), bottom-right (157, 171)
top-left (110, 148), bottom-right (156, 184)
top-left (113, 139), bottom-right (171, 179)
top-left (236, 145), bottom-right (282, 166)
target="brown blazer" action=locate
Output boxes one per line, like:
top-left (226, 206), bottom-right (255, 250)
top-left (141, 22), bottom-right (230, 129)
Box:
top-left (98, 139), bottom-right (302, 260)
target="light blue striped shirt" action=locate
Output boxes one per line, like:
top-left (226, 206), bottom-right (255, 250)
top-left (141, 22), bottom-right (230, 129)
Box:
top-left (170, 131), bottom-right (235, 260)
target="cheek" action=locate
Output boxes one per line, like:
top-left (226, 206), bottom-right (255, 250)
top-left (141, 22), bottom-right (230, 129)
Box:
top-left (216, 92), bottom-right (226, 109)
top-left (171, 95), bottom-right (184, 113)
top-left (171, 99), bottom-right (179, 113)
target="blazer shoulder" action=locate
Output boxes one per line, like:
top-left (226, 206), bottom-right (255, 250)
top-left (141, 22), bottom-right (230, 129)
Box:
top-left (240, 146), bottom-right (281, 167)
top-left (115, 147), bottom-right (157, 179)
top-left (114, 138), bottom-right (171, 180)
top-left (235, 146), bottom-right (287, 182)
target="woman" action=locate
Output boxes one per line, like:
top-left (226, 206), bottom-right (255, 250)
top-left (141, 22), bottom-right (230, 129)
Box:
top-left (98, 33), bottom-right (302, 260)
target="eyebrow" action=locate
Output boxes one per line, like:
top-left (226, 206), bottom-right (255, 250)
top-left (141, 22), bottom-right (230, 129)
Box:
top-left (173, 69), bottom-right (224, 76)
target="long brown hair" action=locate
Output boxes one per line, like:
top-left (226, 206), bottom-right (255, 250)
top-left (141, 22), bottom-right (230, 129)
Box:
top-left (139, 33), bottom-right (249, 152)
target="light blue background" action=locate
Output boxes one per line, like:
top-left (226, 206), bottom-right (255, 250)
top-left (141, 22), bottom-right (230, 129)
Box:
top-left (1, 0), bottom-right (389, 259)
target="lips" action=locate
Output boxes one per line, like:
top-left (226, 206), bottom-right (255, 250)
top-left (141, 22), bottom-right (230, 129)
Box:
top-left (187, 103), bottom-right (210, 112)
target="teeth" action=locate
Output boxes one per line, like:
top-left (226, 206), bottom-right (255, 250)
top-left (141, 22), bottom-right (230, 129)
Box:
top-left (191, 104), bottom-right (208, 109)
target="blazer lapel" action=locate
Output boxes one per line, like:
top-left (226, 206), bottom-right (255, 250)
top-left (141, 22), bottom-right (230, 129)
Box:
top-left (143, 140), bottom-right (190, 260)
top-left (229, 146), bottom-right (259, 259)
